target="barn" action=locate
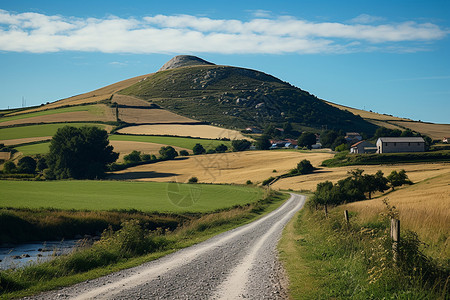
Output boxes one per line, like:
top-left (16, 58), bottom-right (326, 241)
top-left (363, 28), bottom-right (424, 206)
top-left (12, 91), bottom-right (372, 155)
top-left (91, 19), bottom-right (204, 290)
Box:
top-left (376, 137), bottom-right (425, 153)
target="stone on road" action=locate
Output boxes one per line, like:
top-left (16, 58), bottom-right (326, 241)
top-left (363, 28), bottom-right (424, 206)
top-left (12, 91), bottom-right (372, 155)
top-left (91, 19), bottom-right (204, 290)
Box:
top-left (25, 193), bottom-right (305, 300)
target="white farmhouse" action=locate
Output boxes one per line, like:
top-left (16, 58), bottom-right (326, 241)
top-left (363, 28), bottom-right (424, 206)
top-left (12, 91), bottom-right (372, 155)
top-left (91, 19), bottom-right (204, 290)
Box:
top-left (376, 137), bottom-right (425, 153)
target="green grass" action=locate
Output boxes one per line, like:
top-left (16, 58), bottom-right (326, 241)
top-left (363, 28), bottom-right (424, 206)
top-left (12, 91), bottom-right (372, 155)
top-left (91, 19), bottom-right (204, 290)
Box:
top-left (14, 142), bottom-right (50, 155)
top-left (109, 134), bottom-right (232, 150)
top-left (0, 180), bottom-right (263, 213)
top-left (0, 105), bottom-right (104, 123)
top-left (0, 123), bottom-right (108, 140)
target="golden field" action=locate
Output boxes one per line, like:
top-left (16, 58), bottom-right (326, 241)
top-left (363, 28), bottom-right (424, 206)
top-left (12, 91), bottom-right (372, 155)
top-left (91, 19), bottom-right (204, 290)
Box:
top-left (110, 150), bottom-right (334, 183)
top-left (117, 108), bottom-right (199, 124)
top-left (389, 121), bottom-right (450, 140)
top-left (117, 124), bottom-right (249, 140)
top-left (344, 171), bottom-right (450, 258)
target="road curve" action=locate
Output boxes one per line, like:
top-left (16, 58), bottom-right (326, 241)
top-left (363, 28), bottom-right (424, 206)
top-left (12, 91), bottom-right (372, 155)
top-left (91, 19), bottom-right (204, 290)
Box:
top-left (25, 193), bottom-right (305, 300)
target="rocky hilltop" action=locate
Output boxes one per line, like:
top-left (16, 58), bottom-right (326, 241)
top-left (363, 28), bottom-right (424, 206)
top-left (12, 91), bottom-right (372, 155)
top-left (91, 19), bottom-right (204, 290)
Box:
top-left (158, 55), bottom-right (215, 72)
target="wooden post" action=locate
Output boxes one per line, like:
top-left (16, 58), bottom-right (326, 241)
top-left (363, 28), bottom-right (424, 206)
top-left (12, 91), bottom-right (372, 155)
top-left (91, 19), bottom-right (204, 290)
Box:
top-left (344, 210), bottom-right (349, 224)
top-left (324, 203), bottom-right (328, 218)
top-left (391, 218), bottom-right (400, 262)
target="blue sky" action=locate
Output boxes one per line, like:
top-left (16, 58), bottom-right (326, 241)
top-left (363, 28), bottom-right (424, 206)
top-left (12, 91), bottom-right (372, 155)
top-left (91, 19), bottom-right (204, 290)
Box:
top-left (1, 0), bottom-right (449, 124)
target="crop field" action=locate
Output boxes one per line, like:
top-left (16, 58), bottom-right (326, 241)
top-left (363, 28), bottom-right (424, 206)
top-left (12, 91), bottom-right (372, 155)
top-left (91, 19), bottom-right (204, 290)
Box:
top-left (109, 134), bottom-right (232, 150)
top-left (273, 162), bottom-right (450, 191)
top-left (14, 142), bottom-right (50, 155)
top-left (0, 123), bottom-right (110, 141)
top-left (118, 108), bottom-right (199, 124)
top-left (0, 104), bottom-right (114, 126)
top-left (344, 171), bottom-right (450, 259)
top-left (389, 120), bottom-right (450, 140)
top-left (0, 180), bottom-right (263, 213)
top-left (110, 150), bottom-right (333, 184)
top-left (112, 94), bottom-right (154, 107)
top-left (110, 140), bottom-right (191, 161)
top-left (117, 124), bottom-right (248, 140)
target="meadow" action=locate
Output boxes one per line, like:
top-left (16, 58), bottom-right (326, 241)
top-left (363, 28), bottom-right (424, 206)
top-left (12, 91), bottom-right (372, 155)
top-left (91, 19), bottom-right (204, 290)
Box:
top-left (14, 142), bottom-right (50, 156)
top-left (0, 180), bottom-right (263, 213)
top-left (109, 134), bottom-right (232, 150)
top-left (0, 123), bottom-right (109, 141)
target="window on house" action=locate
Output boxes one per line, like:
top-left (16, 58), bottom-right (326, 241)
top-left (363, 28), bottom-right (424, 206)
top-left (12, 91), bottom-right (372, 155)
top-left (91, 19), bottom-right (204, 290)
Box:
top-left (408, 142), bottom-right (411, 146)
top-left (394, 142), bottom-right (396, 146)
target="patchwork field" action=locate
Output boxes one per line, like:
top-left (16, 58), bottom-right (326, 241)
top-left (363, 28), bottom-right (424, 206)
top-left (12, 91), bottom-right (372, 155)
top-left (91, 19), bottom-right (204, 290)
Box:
top-left (0, 180), bottom-right (263, 213)
top-left (109, 134), bottom-right (232, 150)
top-left (117, 108), bottom-right (199, 124)
top-left (110, 150), bottom-right (333, 184)
top-left (110, 140), bottom-right (191, 161)
top-left (112, 94), bottom-right (153, 107)
top-left (389, 120), bottom-right (450, 140)
top-left (273, 162), bottom-right (450, 191)
top-left (344, 171), bottom-right (450, 258)
top-left (14, 142), bottom-right (50, 156)
top-left (0, 104), bottom-right (114, 126)
top-left (117, 124), bottom-right (248, 140)
top-left (0, 123), bottom-right (111, 142)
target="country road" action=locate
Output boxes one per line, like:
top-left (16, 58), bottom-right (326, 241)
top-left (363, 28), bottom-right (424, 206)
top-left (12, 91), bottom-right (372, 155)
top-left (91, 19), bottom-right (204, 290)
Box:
top-left (25, 193), bottom-right (305, 300)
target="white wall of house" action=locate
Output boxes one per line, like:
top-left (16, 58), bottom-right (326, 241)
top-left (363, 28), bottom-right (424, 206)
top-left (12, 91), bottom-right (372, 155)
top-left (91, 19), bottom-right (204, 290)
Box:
top-left (376, 137), bottom-right (425, 153)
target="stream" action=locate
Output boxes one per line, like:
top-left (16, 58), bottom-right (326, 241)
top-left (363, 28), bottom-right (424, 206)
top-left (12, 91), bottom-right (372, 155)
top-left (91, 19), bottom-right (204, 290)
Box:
top-left (0, 240), bottom-right (79, 270)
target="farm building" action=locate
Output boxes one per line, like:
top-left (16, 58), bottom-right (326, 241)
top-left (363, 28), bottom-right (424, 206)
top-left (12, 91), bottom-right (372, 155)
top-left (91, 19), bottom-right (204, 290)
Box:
top-left (376, 137), bottom-right (425, 153)
top-left (443, 137), bottom-right (449, 143)
top-left (345, 132), bottom-right (362, 144)
top-left (350, 140), bottom-right (376, 154)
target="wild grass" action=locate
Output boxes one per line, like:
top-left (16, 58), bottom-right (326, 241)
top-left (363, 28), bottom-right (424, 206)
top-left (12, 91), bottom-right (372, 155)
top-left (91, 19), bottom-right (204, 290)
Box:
top-left (0, 180), bottom-right (263, 213)
top-left (0, 190), bottom-right (288, 299)
top-left (0, 123), bottom-right (108, 140)
top-left (279, 200), bottom-right (449, 299)
top-left (13, 142), bottom-right (50, 155)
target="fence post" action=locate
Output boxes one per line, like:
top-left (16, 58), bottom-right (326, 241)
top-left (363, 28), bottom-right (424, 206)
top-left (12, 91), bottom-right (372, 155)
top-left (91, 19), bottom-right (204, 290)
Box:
top-left (344, 210), bottom-right (349, 224)
top-left (324, 203), bottom-right (328, 218)
top-left (390, 218), bottom-right (400, 262)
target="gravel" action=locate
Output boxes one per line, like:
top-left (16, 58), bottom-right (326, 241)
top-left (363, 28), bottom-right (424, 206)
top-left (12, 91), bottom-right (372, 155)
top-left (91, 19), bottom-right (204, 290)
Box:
top-left (24, 193), bottom-right (305, 300)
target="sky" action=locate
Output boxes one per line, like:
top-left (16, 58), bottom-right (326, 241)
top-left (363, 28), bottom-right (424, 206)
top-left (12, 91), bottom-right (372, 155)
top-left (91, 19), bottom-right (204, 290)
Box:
top-left (1, 0), bottom-right (449, 124)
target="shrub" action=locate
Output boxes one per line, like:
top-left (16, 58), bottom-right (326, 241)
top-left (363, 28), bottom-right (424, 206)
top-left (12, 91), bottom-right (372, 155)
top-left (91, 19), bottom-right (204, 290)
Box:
top-left (215, 144), bottom-right (228, 153)
top-left (140, 153), bottom-right (151, 161)
top-left (188, 176), bottom-right (198, 183)
top-left (17, 156), bottom-right (37, 174)
top-left (296, 159), bottom-right (314, 175)
top-left (232, 139), bottom-right (251, 151)
top-left (3, 161), bottom-right (16, 174)
top-left (262, 176), bottom-right (276, 186)
top-left (193, 143), bottom-right (206, 155)
top-left (124, 150), bottom-right (142, 163)
top-left (159, 146), bottom-right (178, 160)
top-left (246, 180), bottom-right (253, 185)
top-left (206, 149), bottom-right (216, 154)
top-left (179, 150), bottom-right (189, 156)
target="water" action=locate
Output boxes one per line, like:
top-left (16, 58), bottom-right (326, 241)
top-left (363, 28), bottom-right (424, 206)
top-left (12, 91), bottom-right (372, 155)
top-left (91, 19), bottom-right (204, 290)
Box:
top-left (0, 240), bottom-right (79, 270)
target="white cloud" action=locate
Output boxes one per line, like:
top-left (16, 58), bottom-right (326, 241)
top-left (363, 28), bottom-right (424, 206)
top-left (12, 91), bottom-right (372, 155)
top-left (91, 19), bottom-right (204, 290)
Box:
top-left (0, 9), bottom-right (447, 54)
top-left (350, 14), bottom-right (385, 24)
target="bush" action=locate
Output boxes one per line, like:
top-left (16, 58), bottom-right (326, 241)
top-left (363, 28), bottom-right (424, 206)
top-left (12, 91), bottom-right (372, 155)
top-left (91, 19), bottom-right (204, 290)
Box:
top-left (193, 143), bottom-right (206, 155)
top-left (296, 159), bottom-right (314, 175)
top-left (179, 150), bottom-right (189, 156)
top-left (17, 156), bottom-right (37, 174)
top-left (262, 176), bottom-right (276, 186)
top-left (246, 180), bottom-right (253, 185)
top-left (232, 139), bottom-right (251, 151)
top-left (215, 144), bottom-right (228, 153)
top-left (188, 176), bottom-right (198, 183)
top-left (124, 150), bottom-right (142, 163)
top-left (159, 146), bottom-right (178, 160)
top-left (3, 161), bottom-right (16, 174)
top-left (206, 149), bottom-right (216, 154)
top-left (140, 153), bottom-right (151, 161)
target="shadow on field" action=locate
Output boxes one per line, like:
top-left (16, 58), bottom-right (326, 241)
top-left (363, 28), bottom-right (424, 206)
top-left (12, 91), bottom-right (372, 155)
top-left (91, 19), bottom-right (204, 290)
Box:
top-left (109, 171), bottom-right (179, 180)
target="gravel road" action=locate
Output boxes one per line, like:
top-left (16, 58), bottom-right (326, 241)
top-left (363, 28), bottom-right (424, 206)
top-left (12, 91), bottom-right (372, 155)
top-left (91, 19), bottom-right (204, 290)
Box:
top-left (25, 193), bottom-right (305, 300)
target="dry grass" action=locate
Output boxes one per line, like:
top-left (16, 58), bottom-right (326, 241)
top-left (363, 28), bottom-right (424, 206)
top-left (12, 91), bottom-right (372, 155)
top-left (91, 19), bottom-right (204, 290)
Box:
top-left (110, 150), bottom-right (333, 184)
top-left (1, 105), bottom-right (115, 127)
top-left (112, 94), bottom-right (153, 107)
top-left (117, 124), bottom-right (249, 140)
top-left (273, 162), bottom-right (450, 191)
top-left (0, 152), bottom-right (11, 160)
top-left (0, 136), bottom-right (52, 146)
top-left (344, 171), bottom-right (450, 259)
top-left (110, 140), bottom-right (191, 162)
top-left (7, 74), bottom-right (152, 116)
top-left (389, 121), bottom-right (450, 140)
top-left (117, 108), bottom-right (199, 124)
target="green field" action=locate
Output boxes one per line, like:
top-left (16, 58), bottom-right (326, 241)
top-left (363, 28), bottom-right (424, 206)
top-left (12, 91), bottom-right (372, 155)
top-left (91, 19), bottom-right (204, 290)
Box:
top-left (0, 105), bottom-right (104, 123)
top-left (14, 142), bottom-right (50, 155)
top-left (109, 134), bottom-right (232, 150)
top-left (0, 123), bottom-right (108, 140)
top-left (0, 180), bottom-right (263, 213)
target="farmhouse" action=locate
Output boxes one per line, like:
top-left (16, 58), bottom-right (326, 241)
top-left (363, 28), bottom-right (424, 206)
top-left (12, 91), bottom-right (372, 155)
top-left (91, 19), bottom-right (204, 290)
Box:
top-left (443, 137), bottom-right (449, 143)
top-left (345, 132), bottom-right (362, 144)
top-left (376, 137), bottom-right (425, 153)
top-left (350, 140), bottom-right (376, 154)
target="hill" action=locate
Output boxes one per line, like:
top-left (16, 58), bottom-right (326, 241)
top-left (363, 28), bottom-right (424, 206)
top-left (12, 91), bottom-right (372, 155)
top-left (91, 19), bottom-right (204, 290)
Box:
top-left (120, 57), bottom-right (378, 134)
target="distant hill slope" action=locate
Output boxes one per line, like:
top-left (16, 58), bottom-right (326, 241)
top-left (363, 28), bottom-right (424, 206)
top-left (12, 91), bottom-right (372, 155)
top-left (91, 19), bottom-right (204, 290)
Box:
top-left (158, 55), bottom-right (215, 71)
top-left (120, 60), bottom-right (377, 134)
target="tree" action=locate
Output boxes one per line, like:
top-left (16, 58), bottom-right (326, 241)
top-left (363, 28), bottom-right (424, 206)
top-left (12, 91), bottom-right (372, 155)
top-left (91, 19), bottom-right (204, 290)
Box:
top-left (215, 144), bottom-right (228, 153)
top-left (159, 146), bottom-right (178, 160)
top-left (232, 139), bottom-right (251, 151)
top-left (297, 132), bottom-right (316, 149)
top-left (47, 126), bottom-right (118, 179)
top-left (124, 150), bottom-right (142, 163)
top-left (188, 176), bottom-right (198, 183)
top-left (193, 143), bottom-right (206, 155)
top-left (17, 156), bottom-right (37, 174)
top-left (296, 159), bottom-right (314, 174)
top-left (179, 150), bottom-right (189, 156)
top-left (255, 135), bottom-right (271, 150)
top-left (37, 156), bottom-right (48, 171)
top-left (3, 161), bottom-right (16, 174)
top-left (387, 169), bottom-right (412, 190)
top-left (140, 154), bottom-right (151, 161)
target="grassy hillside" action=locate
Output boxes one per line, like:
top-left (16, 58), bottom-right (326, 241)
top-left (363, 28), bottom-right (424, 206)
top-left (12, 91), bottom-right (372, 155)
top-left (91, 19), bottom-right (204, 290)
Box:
top-left (120, 65), bottom-right (377, 134)
top-left (0, 181), bottom-right (263, 213)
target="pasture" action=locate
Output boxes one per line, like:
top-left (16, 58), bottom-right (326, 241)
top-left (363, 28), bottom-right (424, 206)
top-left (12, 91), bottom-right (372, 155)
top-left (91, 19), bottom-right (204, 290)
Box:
top-left (110, 140), bottom-right (191, 161)
top-left (117, 108), bottom-right (199, 124)
top-left (14, 142), bottom-right (50, 155)
top-left (117, 124), bottom-right (248, 140)
top-left (109, 134), bottom-right (232, 150)
top-left (110, 150), bottom-right (333, 184)
top-left (0, 180), bottom-right (263, 213)
top-left (0, 123), bottom-right (110, 141)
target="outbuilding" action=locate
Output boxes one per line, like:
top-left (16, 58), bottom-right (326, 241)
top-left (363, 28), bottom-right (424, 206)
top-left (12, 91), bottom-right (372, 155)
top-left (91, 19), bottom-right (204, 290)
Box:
top-left (376, 137), bottom-right (425, 153)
